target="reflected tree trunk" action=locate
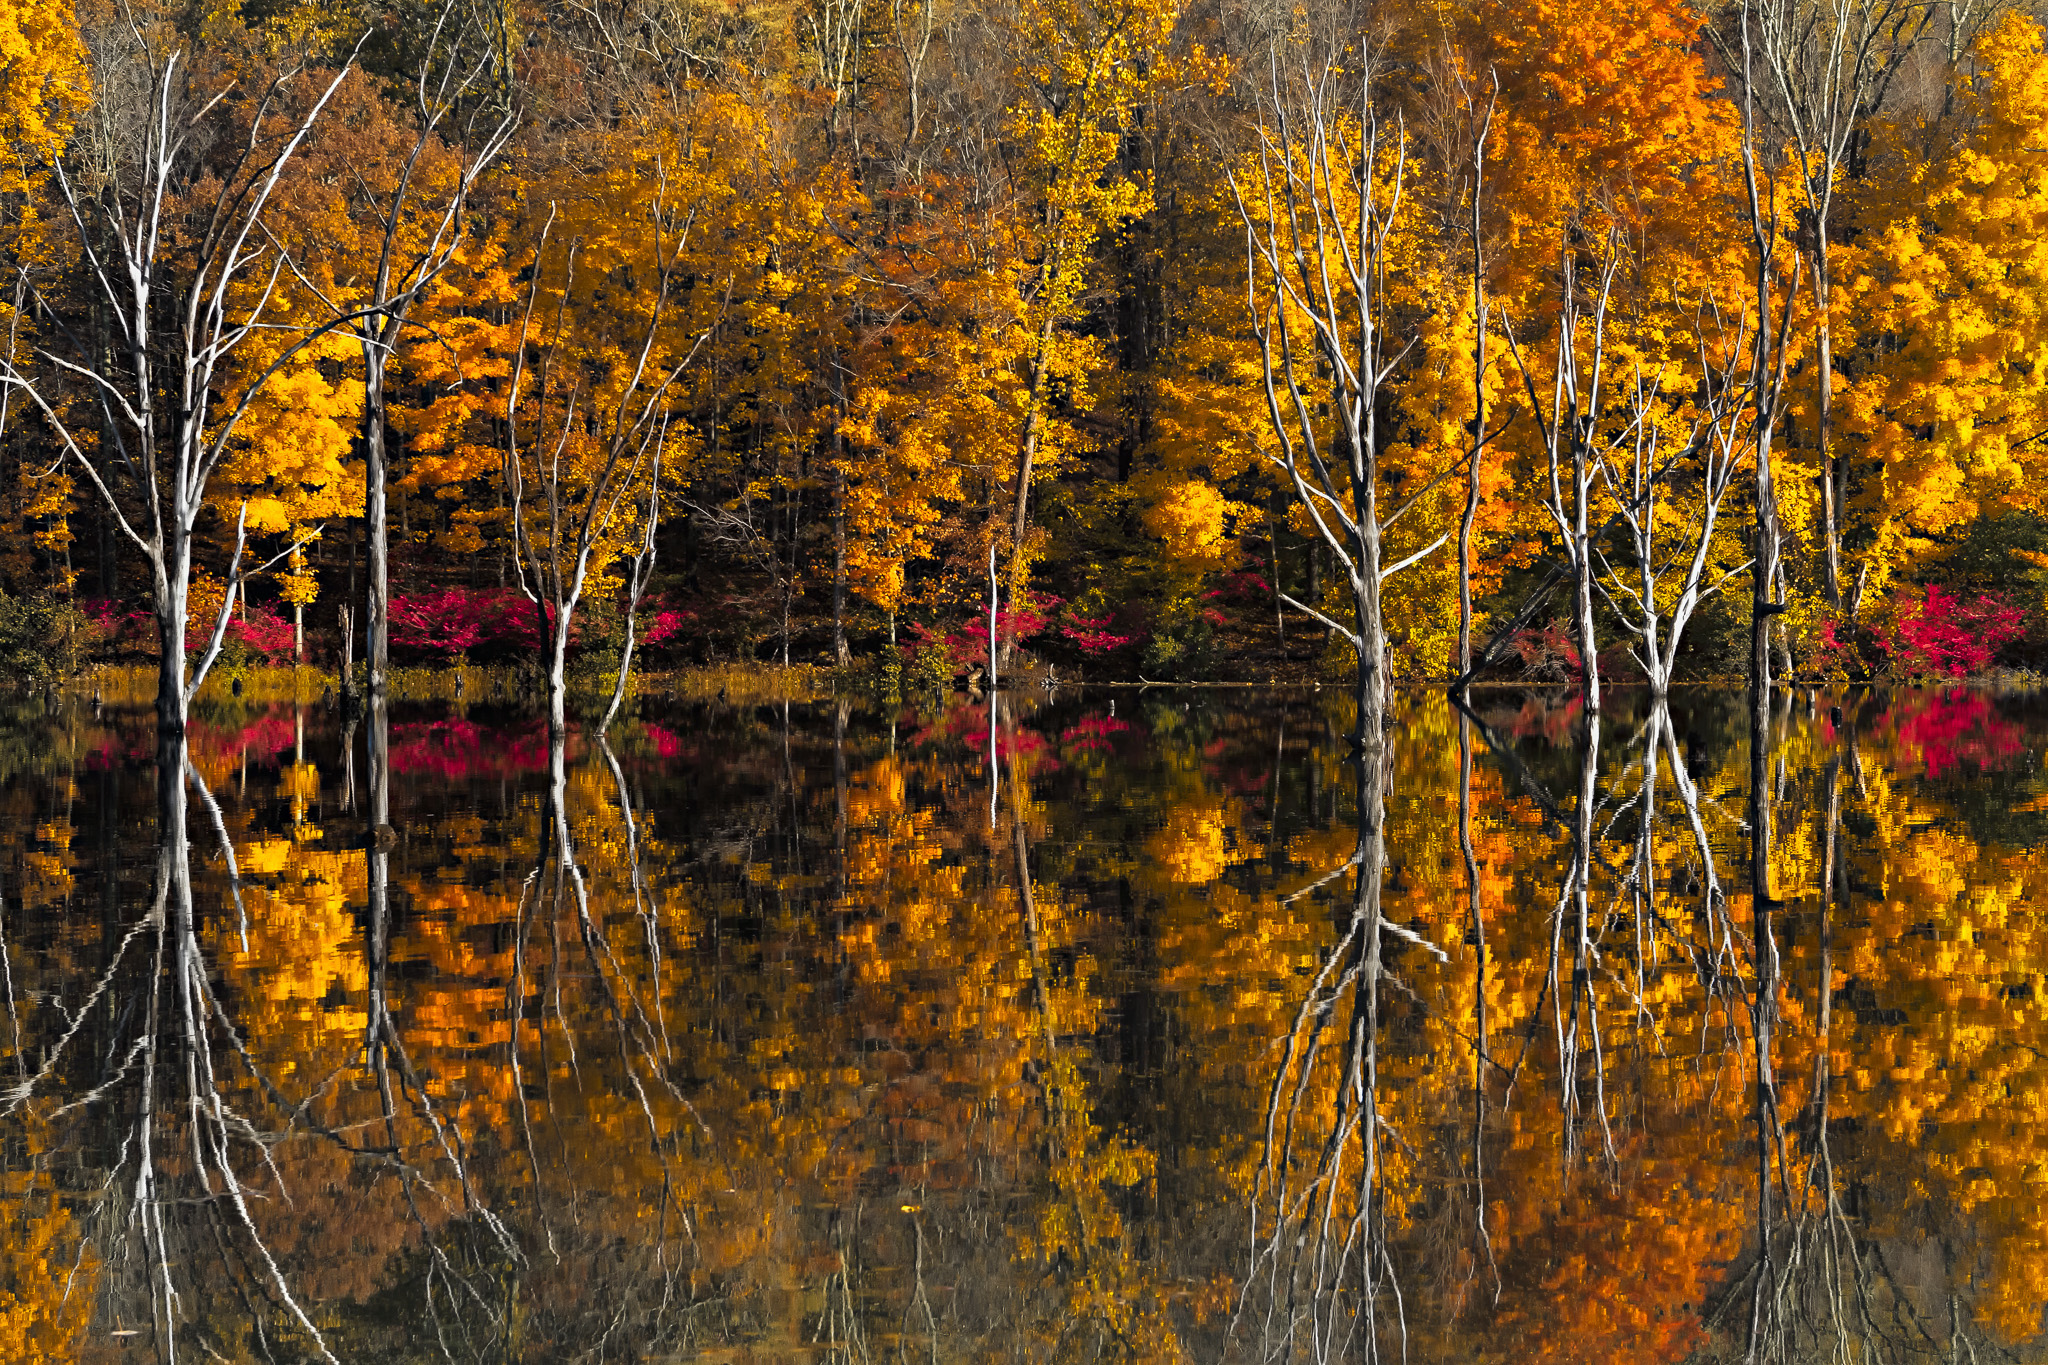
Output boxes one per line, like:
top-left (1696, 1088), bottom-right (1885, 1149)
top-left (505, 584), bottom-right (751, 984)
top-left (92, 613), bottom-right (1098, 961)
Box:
top-left (358, 693), bottom-right (522, 1339)
top-left (1746, 683), bottom-right (1783, 1359)
top-left (79, 737), bottom-right (351, 1359)
top-left (1459, 709), bottom-right (1497, 1291)
top-left (1231, 733), bottom-right (1413, 1363)
top-left (1733, 707), bottom-right (1914, 1362)
top-left (501, 726), bottom-right (696, 1322)
top-left (1551, 710), bottom-right (1614, 1163)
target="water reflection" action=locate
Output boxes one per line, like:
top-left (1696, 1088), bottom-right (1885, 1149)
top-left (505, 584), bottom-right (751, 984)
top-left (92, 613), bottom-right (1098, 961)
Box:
top-left (0, 686), bottom-right (2043, 1360)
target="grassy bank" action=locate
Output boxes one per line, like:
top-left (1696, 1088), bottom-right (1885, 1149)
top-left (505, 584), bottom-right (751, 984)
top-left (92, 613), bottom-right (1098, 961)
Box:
top-left (82, 661), bottom-right (834, 710)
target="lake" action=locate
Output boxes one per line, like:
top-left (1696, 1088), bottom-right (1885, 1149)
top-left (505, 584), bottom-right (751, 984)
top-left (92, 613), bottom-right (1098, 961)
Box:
top-left (0, 685), bottom-right (2042, 1362)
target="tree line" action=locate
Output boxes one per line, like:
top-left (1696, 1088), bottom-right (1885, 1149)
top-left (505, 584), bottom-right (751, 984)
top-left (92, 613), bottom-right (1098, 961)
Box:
top-left (2, 0), bottom-right (2046, 732)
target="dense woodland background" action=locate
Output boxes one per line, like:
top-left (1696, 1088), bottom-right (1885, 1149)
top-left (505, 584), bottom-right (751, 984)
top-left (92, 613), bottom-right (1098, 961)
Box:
top-left (1, 0), bottom-right (2047, 692)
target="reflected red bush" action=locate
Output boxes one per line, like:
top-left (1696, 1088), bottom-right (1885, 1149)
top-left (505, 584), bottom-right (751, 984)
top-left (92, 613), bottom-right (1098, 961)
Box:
top-left (642, 723), bottom-right (693, 761)
top-left (1879, 690), bottom-right (2025, 779)
top-left (1060, 715), bottom-right (1133, 756)
top-left (389, 719), bottom-right (551, 780)
top-left (909, 699), bottom-right (1058, 775)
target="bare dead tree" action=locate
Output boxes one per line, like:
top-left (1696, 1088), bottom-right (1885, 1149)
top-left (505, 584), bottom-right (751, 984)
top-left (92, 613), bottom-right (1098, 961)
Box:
top-left (806, 0), bottom-right (867, 151)
top-left (1231, 31), bottom-right (1448, 747)
top-left (1710, 0), bottom-right (1934, 614)
top-left (601, 413), bottom-right (672, 732)
top-left (1729, 0), bottom-right (1809, 698)
top-left (284, 0), bottom-right (519, 703)
top-left (1, 30), bottom-right (365, 735)
top-left (1590, 310), bottom-right (1757, 696)
top-left (1453, 67), bottom-right (1498, 685)
top-left (684, 474), bottom-right (805, 668)
top-left (503, 186), bottom-right (716, 738)
top-left (1501, 234), bottom-right (1622, 712)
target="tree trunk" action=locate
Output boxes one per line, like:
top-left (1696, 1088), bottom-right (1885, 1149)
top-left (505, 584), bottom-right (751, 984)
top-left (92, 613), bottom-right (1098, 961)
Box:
top-left (363, 347), bottom-right (391, 701)
top-left (100, 511), bottom-right (118, 601)
top-left (1353, 523), bottom-right (1388, 750)
top-left (1752, 496), bottom-right (1780, 697)
top-left (1749, 228), bottom-right (1783, 698)
top-left (1575, 552), bottom-right (1600, 710)
top-left (1268, 503), bottom-right (1285, 646)
top-left (603, 605), bottom-right (637, 734)
top-left (340, 602), bottom-right (354, 694)
top-left (1814, 249), bottom-right (1842, 611)
top-left (1458, 464), bottom-right (1479, 681)
top-left (1644, 555), bottom-right (1668, 699)
top-left (832, 467), bottom-right (850, 666)
top-left (1004, 319), bottom-right (1058, 666)
top-left (547, 609), bottom-right (571, 739)
top-left (155, 539), bottom-right (189, 737)
top-left (156, 601), bottom-right (187, 736)
top-left (1459, 119), bottom-right (1490, 683)
top-left (1573, 440), bottom-right (1601, 713)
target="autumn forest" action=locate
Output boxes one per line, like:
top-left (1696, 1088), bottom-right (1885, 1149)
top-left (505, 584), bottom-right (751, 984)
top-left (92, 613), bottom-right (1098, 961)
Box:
top-left (0, 0), bottom-right (2046, 707)
top-left (5, 0), bottom-right (2048, 1359)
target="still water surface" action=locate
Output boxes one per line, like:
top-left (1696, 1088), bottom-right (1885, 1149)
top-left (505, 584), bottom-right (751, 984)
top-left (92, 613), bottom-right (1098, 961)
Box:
top-left (0, 686), bottom-right (2044, 1362)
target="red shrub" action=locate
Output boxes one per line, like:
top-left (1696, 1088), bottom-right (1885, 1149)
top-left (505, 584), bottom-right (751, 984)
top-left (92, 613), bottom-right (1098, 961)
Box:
top-left (389, 588), bottom-right (555, 659)
top-left (223, 606), bottom-right (296, 659)
top-left (1059, 609), bottom-right (1138, 657)
top-left (1206, 571), bottom-right (1270, 604)
top-left (1879, 585), bottom-right (2024, 678)
top-left (641, 605), bottom-right (692, 647)
top-left (1512, 623), bottom-right (1583, 684)
top-left (905, 591), bottom-right (1065, 671)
